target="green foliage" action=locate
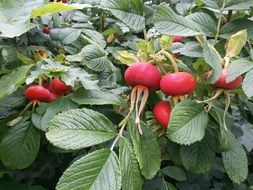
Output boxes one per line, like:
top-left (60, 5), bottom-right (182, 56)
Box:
top-left (1, 0), bottom-right (253, 189)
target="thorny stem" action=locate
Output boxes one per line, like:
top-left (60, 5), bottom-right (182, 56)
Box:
top-left (143, 28), bottom-right (147, 41)
top-left (100, 11), bottom-right (105, 32)
top-left (215, 0), bottom-right (227, 43)
top-left (160, 50), bottom-right (179, 72)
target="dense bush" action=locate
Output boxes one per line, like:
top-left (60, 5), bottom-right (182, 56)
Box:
top-left (0, 0), bottom-right (253, 189)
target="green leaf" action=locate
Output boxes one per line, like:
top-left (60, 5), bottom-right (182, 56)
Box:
top-left (70, 88), bottom-right (126, 107)
top-left (51, 28), bottom-right (81, 45)
top-left (180, 133), bottom-right (216, 173)
top-left (82, 29), bottom-right (106, 48)
top-left (153, 3), bottom-right (201, 36)
top-left (31, 3), bottom-right (76, 18)
top-left (220, 19), bottom-right (253, 39)
top-left (203, 0), bottom-right (253, 10)
top-left (81, 45), bottom-right (111, 72)
top-left (227, 59), bottom-right (253, 82)
top-left (0, 121), bottom-right (40, 169)
top-left (242, 70), bottom-right (253, 98)
top-left (0, 0), bottom-right (42, 38)
top-left (100, 0), bottom-right (145, 31)
top-left (128, 119), bottom-right (161, 179)
top-left (225, 30), bottom-right (247, 58)
top-left (32, 97), bottom-right (77, 132)
top-left (0, 65), bottom-right (32, 100)
top-left (167, 100), bottom-right (209, 145)
top-left (222, 130), bottom-right (248, 184)
top-left (162, 166), bottom-right (187, 181)
top-left (119, 137), bottom-right (143, 190)
top-left (203, 43), bottom-right (223, 84)
top-left (63, 67), bottom-right (99, 90)
top-left (180, 41), bottom-right (202, 57)
top-left (186, 12), bottom-right (217, 36)
top-left (46, 108), bottom-right (116, 150)
top-left (56, 149), bottom-right (121, 190)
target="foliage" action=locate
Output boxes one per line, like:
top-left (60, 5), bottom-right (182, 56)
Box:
top-left (1, 0), bottom-right (253, 189)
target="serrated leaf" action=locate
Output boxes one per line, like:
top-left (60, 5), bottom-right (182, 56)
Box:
top-left (220, 19), bottom-right (253, 39)
top-left (222, 130), bottom-right (248, 184)
top-left (46, 108), bottom-right (116, 150)
top-left (225, 30), bottom-right (247, 58)
top-left (162, 166), bottom-right (187, 181)
top-left (180, 41), bottom-right (202, 57)
top-left (82, 29), bottom-right (106, 48)
top-left (180, 133), bottom-right (216, 173)
top-left (62, 67), bottom-right (99, 90)
top-left (31, 3), bottom-right (76, 18)
top-left (227, 59), bottom-right (253, 82)
top-left (0, 121), bottom-right (40, 169)
top-left (70, 88), bottom-right (126, 107)
top-left (186, 12), bottom-right (217, 36)
top-left (100, 0), bottom-right (145, 31)
top-left (50, 28), bottom-right (81, 45)
top-left (203, 43), bottom-right (223, 84)
top-left (32, 97), bottom-right (77, 132)
top-left (167, 100), bottom-right (209, 145)
top-left (81, 45), bottom-right (111, 72)
top-left (242, 70), bottom-right (253, 97)
top-left (0, 0), bottom-right (42, 38)
top-left (0, 65), bottom-right (32, 100)
top-left (119, 137), bottom-right (143, 190)
top-left (203, 0), bottom-right (253, 10)
top-left (153, 3), bottom-right (201, 36)
top-left (56, 149), bottom-right (121, 190)
top-left (128, 119), bottom-right (161, 179)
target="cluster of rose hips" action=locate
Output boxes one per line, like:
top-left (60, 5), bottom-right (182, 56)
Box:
top-left (123, 36), bottom-right (243, 129)
top-left (25, 78), bottom-right (70, 103)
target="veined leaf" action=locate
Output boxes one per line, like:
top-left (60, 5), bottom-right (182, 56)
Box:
top-left (46, 108), bottom-right (116, 150)
top-left (0, 65), bottom-right (32, 100)
top-left (56, 149), bottom-right (121, 190)
top-left (0, 121), bottom-right (40, 169)
top-left (119, 137), bottom-right (143, 190)
top-left (167, 100), bottom-right (209, 145)
top-left (100, 0), bottom-right (145, 31)
top-left (180, 133), bottom-right (216, 173)
top-left (70, 88), bottom-right (126, 107)
top-left (31, 3), bottom-right (76, 18)
top-left (203, 0), bottom-right (253, 10)
top-left (242, 70), bottom-right (253, 98)
top-left (128, 119), bottom-right (161, 179)
top-left (153, 3), bottom-right (202, 36)
top-left (222, 130), bottom-right (248, 184)
top-left (227, 59), bottom-right (253, 82)
top-left (203, 43), bottom-right (223, 84)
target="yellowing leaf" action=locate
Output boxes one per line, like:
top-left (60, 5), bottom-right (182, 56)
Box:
top-left (225, 30), bottom-right (247, 58)
top-left (117, 51), bottom-right (139, 66)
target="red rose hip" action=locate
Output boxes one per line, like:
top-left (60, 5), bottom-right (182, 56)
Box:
top-left (124, 62), bottom-right (161, 92)
top-left (25, 85), bottom-right (52, 102)
top-left (212, 69), bottom-right (242, 90)
top-left (173, 36), bottom-right (183, 43)
top-left (42, 25), bottom-right (50, 34)
top-left (51, 78), bottom-right (70, 95)
top-left (160, 72), bottom-right (196, 96)
top-left (153, 101), bottom-right (172, 128)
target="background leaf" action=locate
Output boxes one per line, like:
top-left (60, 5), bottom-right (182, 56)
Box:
top-left (153, 3), bottom-right (201, 36)
top-left (0, 121), bottom-right (40, 169)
